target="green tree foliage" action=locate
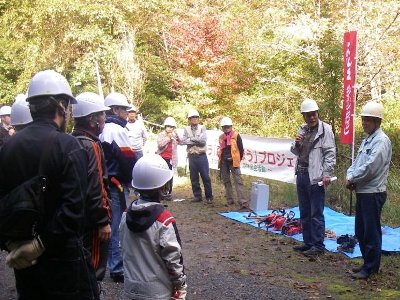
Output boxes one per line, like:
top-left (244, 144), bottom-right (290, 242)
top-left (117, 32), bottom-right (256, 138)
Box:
top-left (0, 0), bottom-right (399, 143)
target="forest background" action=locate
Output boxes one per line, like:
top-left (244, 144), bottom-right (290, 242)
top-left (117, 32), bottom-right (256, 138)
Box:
top-left (0, 0), bottom-right (399, 226)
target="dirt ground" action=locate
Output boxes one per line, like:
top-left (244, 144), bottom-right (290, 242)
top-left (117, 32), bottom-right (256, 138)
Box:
top-left (1, 179), bottom-right (400, 300)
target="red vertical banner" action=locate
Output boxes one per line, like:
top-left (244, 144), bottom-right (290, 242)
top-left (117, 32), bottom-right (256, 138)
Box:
top-left (340, 31), bottom-right (357, 144)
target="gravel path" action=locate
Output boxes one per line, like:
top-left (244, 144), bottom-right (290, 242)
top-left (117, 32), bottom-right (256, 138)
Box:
top-left (1, 185), bottom-right (399, 299)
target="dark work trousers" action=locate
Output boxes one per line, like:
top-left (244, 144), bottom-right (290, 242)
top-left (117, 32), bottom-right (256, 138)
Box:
top-left (188, 153), bottom-right (213, 200)
top-left (355, 192), bottom-right (386, 274)
top-left (83, 228), bottom-right (109, 281)
top-left (14, 242), bottom-right (99, 300)
top-left (163, 158), bottom-right (173, 194)
top-left (296, 170), bottom-right (325, 250)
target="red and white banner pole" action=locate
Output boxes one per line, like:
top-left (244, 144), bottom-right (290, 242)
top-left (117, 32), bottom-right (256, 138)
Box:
top-left (341, 31), bottom-right (357, 215)
top-left (341, 31), bottom-right (357, 146)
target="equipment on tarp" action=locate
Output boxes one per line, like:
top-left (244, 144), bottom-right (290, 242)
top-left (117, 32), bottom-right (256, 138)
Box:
top-left (248, 209), bottom-right (302, 236)
top-left (337, 234), bottom-right (358, 253)
top-left (281, 218), bottom-right (302, 236)
top-left (325, 229), bottom-right (337, 239)
top-left (255, 209), bottom-right (284, 228)
top-left (250, 180), bottom-right (269, 211)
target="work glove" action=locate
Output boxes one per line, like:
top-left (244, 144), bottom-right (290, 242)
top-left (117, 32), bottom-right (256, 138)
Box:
top-left (5, 240), bottom-right (29, 252)
top-left (171, 283), bottom-right (187, 300)
top-left (6, 236), bottom-right (45, 270)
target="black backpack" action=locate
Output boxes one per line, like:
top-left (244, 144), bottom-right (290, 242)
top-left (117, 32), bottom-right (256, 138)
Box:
top-left (0, 131), bottom-right (58, 245)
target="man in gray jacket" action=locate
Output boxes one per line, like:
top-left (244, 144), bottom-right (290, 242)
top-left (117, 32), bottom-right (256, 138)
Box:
top-left (346, 101), bottom-right (391, 279)
top-left (290, 98), bottom-right (336, 257)
top-left (120, 155), bottom-right (187, 300)
top-left (180, 109), bottom-right (213, 203)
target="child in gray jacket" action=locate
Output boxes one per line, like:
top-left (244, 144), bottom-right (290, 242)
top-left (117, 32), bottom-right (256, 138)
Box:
top-left (120, 154), bottom-right (187, 300)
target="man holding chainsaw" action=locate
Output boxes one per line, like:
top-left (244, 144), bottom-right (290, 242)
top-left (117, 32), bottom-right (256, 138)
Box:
top-left (290, 98), bottom-right (336, 257)
top-left (100, 92), bottom-right (136, 283)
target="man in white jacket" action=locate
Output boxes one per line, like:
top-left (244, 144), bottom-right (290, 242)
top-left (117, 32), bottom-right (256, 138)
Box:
top-left (120, 155), bottom-right (187, 300)
top-left (126, 105), bottom-right (147, 160)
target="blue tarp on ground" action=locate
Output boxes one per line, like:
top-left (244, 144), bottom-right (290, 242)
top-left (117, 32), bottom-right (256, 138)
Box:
top-left (220, 207), bottom-right (400, 258)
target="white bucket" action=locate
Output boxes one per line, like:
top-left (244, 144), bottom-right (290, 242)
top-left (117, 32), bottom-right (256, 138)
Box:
top-left (250, 181), bottom-right (269, 211)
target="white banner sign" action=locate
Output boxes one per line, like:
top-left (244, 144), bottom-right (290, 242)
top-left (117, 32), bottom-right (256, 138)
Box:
top-left (175, 130), bottom-right (297, 184)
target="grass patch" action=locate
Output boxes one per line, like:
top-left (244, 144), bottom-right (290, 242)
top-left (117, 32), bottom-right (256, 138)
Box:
top-left (326, 283), bottom-right (355, 298)
top-left (378, 290), bottom-right (400, 300)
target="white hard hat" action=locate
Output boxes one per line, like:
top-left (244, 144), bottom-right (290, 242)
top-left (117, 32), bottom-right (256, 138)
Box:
top-left (220, 116), bottom-right (233, 127)
top-left (163, 117), bottom-right (177, 127)
top-left (15, 94), bottom-right (27, 103)
top-left (131, 154), bottom-right (173, 190)
top-left (104, 92), bottom-right (131, 109)
top-left (72, 92), bottom-right (110, 118)
top-left (127, 105), bottom-right (137, 112)
top-left (26, 70), bottom-right (76, 104)
top-left (188, 109), bottom-right (200, 118)
top-left (11, 95), bottom-right (33, 125)
top-left (0, 105), bottom-right (12, 116)
top-left (360, 101), bottom-right (384, 119)
top-left (300, 98), bottom-right (319, 113)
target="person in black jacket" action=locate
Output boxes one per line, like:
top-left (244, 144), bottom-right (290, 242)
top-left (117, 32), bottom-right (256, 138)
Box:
top-left (71, 92), bottom-right (112, 282)
top-left (0, 70), bottom-right (98, 300)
